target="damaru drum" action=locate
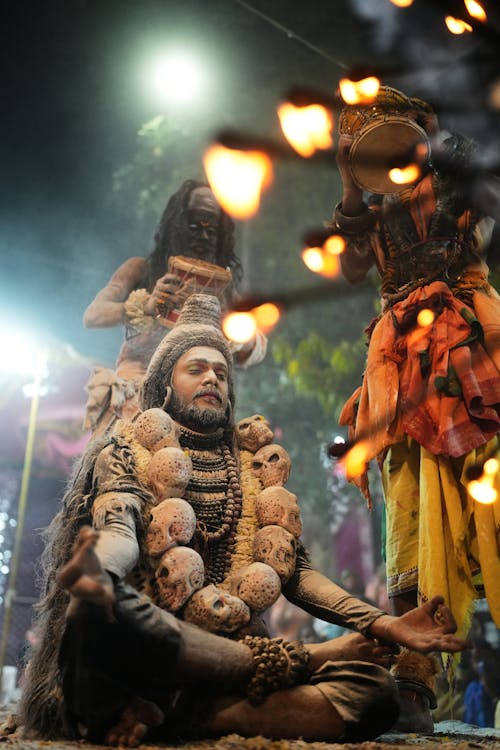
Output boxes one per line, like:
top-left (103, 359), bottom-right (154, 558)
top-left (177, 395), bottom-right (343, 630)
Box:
top-left (157, 255), bottom-right (233, 326)
top-left (339, 87), bottom-right (431, 194)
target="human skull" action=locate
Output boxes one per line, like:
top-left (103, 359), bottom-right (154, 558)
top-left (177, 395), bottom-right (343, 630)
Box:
top-left (252, 444), bottom-right (291, 488)
top-left (253, 525), bottom-right (297, 583)
top-left (146, 497), bottom-right (196, 558)
top-left (154, 546), bottom-right (205, 612)
top-left (148, 446), bottom-right (192, 501)
top-left (183, 584), bottom-right (251, 634)
top-left (226, 562), bottom-right (281, 612)
top-left (134, 408), bottom-right (180, 452)
top-left (255, 486), bottom-right (302, 538)
top-left (235, 414), bottom-right (274, 452)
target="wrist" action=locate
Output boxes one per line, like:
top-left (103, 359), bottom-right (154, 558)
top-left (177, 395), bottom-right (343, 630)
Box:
top-left (368, 614), bottom-right (395, 642)
top-left (242, 636), bottom-right (310, 705)
top-left (334, 201), bottom-right (377, 234)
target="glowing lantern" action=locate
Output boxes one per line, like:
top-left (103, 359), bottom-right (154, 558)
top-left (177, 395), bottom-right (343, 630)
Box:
top-left (445, 16), bottom-right (473, 34)
top-left (222, 311), bottom-right (257, 344)
top-left (277, 103), bottom-right (333, 158)
top-left (390, 0), bottom-right (414, 6)
top-left (339, 77), bottom-right (380, 105)
top-left (301, 247), bottom-right (339, 278)
top-left (467, 479), bottom-right (498, 505)
top-left (488, 80), bottom-right (500, 111)
top-left (203, 145), bottom-right (273, 220)
top-left (302, 247), bottom-right (325, 273)
top-left (417, 309), bottom-right (435, 328)
top-left (324, 235), bottom-right (346, 255)
top-left (484, 458), bottom-right (499, 476)
top-left (343, 441), bottom-right (369, 479)
top-left (389, 164), bottom-right (421, 186)
top-left (253, 303), bottom-right (281, 333)
top-left (464, 0), bottom-right (486, 22)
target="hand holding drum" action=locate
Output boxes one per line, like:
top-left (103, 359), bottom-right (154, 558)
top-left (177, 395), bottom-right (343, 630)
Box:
top-left (338, 86), bottom-right (431, 194)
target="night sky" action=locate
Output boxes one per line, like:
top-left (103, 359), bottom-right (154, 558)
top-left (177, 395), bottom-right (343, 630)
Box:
top-left (1, 0), bottom-right (500, 366)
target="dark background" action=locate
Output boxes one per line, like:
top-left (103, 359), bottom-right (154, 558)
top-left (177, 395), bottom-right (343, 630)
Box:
top-left (2, 0), bottom-right (499, 366)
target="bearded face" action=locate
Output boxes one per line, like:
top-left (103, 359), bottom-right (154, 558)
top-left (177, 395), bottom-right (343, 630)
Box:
top-left (168, 389), bottom-right (227, 432)
top-left (168, 346), bottom-right (230, 434)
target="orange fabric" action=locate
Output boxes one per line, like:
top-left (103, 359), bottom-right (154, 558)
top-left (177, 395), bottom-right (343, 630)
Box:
top-left (340, 281), bottom-right (500, 500)
top-left (409, 173), bottom-right (436, 240)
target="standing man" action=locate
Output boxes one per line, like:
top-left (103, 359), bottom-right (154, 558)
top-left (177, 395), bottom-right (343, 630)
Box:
top-left (83, 179), bottom-right (266, 433)
top-left (333, 85), bottom-right (500, 725)
top-left (20, 294), bottom-right (469, 747)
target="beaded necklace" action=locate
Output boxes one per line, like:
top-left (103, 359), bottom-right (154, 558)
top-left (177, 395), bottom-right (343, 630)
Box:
top-left (180, 427), bottom-right (243, 583)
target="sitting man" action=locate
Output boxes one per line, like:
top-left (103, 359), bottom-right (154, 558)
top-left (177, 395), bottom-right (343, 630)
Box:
top-left (20, 295), bottom-right (469, 747)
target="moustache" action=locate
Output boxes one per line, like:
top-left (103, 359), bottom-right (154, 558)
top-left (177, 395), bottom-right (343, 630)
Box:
top-left (194, 388), bottom-right (223, 404)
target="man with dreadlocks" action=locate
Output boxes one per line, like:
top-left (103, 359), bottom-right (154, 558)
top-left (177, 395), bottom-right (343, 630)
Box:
top-left (333, 85), bottom-right (500, 728)
top-left (83, 179), bottom-right (266, 434)
top-left (20, 294), bottom-right (468, 747)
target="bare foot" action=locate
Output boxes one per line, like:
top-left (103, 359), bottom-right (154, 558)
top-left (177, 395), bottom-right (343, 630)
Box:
top-left (58, 525), bottom-right (115, 621)
top-left (105, 696), bottom-right (164, 747)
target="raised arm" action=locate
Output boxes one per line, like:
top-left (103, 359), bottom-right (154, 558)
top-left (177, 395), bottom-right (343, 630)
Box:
top-left (83, 257), bottom-right (148, 328)
top-left (333, 133), bottom-right (378, 284)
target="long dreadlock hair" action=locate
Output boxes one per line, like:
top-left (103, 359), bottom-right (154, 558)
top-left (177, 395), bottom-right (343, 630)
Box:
top-left (18, 432), bottom-right (153, 739)
top-left (18, 436), bottom-right (108, 738)
top-left (144, 179), bottom-right (242, 291)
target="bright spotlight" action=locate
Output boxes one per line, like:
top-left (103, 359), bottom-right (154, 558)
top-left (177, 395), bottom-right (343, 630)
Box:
top-left (147, 50), bottom-right (206, 105)
top-left (0, 329), bottom-right (48, 382)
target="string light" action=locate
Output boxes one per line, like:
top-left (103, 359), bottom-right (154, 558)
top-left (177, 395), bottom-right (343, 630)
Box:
top-left (203, 144), bottom-right (273, 219)
top-left (222, 302), bottom-right (282, 343)
top-left (488, 80), bottom-right (500, 111)
top-left (339, 76), bottom-right (380, 105)
top-left (464, 0), bottom-right (487, 22)
top-left (389, 164), bottom-right (421, 186)
top-left (342, 441), bottom-right (369, 480)
top-left (324, 235), bottom-right (346, 256)
top-left (252, 302), bottom-right (281, 333)
top-left (301, 247), bottom-right (324, 273)
top-left (417, 308), bottom-right (435, 327)
top-left (222, 311), bottom-right (257, 343)
top-left (301, 246), bottom-right (340, 278)
top-left (277, 102), bottom-right (333, 158)
top-left (445, 16), bottom-right (473, 34)
top-left (466, 453), bottom-right (499, 505)
top-left (467, 479), bottom-right (498, 504)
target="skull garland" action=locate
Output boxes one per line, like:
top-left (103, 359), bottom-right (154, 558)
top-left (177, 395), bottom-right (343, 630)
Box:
top-left (255, 486), bottom-right (302, 538)
top-left (226, 562), bottom-right (281, 612)
top-left (154, 546), bottom-right (205, 612)
top-left (129, 411), bottom-right (304, 638)
top-left (235, 414), bottom-right (274, 453)
top-left (183, 583), bottom-right (251, 633)
top-left (134, 408), bottom-right (181, 452)
top-left (148, 446), bottom-right (193, 502)
top-left (251, 444), bottom-right (291, 488)
top-left (146, 497), bottom-right (197, 558)
top-left (253, 525), bottom-right (297, 584)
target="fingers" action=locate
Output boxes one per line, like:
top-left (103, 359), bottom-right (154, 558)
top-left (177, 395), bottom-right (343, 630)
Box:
top-left (427, 596), bottom-right (457, 634)
top-left (416, 634), bottom-right (471, 654)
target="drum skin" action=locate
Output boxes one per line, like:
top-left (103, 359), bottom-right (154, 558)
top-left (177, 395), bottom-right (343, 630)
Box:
top-left (348, 116), bottom-right (430, 194)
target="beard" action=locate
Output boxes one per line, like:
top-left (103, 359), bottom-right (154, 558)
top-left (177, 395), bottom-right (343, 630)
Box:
top-left (168, 390), bottom-right (228, 433)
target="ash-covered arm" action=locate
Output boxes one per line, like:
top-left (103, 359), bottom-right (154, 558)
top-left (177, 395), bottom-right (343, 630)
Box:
top-left (283, 546), bottom-right (385, 637)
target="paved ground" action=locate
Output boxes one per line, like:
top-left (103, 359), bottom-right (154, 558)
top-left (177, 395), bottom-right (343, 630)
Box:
top-left (2, 703), bottom-right (500, 750)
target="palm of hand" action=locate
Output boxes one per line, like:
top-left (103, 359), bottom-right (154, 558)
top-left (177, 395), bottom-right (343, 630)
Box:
top-left (399, 596), bottom-right (456, 635)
